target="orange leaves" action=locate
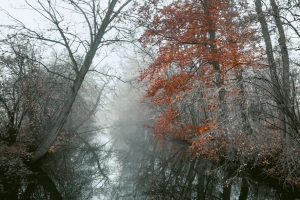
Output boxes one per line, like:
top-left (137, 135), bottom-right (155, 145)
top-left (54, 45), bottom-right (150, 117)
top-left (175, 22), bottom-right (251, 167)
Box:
top-left (197, 125), bottom-right (210, 134)
top-left (139, 0), bottom-right (259, 161)
top-left (142, 71), bottom-right (193, 107)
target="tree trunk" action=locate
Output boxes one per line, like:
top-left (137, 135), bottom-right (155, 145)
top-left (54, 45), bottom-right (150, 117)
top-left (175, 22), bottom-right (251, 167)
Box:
top-left (204, 0), bottom-right (231, 158)
top-left (30, 74), bottom-right (84, 163)
top-left (282, 191), bottom-right (296, 200)
top-left (31, 165), bottom-right (63, 200)
top-left (22, 183), bottom-right (35, 199)
top-left (30, 0), bottom-right (124, 163)
top-left (270, 0), bottom-right (294, 150)
top-left (236, 69), bottom-right (254, 135)
top-left (197, 160), bottom-right (208, 200)
top-left (182, 159), bottom-right (196, 199)
top-left (238, 178), bottom-right (249, 200)
top-left (222, 183), bottom-right (231, 200)
top-left (255, 0), bottom-right (286, 149)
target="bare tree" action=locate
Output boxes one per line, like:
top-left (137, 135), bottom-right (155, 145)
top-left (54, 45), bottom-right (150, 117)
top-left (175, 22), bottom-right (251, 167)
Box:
top-left (1, 0), bottom-right (133, 163)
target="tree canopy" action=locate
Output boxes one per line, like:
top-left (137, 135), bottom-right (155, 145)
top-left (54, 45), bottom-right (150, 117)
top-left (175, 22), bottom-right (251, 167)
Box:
top-left (2, 0), bottom-right (300, 199)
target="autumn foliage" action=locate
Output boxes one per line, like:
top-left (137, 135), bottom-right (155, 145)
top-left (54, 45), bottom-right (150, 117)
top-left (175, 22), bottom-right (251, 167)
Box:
top-left (138, 0), bottom-right (300, 197)
top-left (139, 0), bottom-right (258, 158)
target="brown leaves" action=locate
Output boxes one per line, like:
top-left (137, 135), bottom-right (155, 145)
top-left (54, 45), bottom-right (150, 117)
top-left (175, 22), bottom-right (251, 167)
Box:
top-left (139, 0), bottom-right (260, 162)
top-left (197, 125), bottom-right (211, 134)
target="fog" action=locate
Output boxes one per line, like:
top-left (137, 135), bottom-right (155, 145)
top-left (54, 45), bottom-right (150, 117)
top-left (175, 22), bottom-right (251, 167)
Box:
top-left (1, 0), bottom-right (300, 199)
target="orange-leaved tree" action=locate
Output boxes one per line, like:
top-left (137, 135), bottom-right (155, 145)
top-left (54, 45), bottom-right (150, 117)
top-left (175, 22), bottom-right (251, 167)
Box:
top-left (139, 0), bottom-right (259, 160)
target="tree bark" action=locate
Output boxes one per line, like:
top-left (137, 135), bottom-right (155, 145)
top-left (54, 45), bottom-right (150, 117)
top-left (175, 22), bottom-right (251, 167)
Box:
top-left (182, 159), bottom-right (197, 199)
top-left (236, 69), bottom-right (254, 135)
top-left (222, 183), bottom-right (231, 200)
top-left (270, 0), bottom-right (294, 149)
top-left (255, 0), bottom-right (286, 149)
top-left (238, 178), bottom-right (249, 200)
top-left (30, 165), bottom-right (63, 200)
top-left (197, 160), bottom-right (208, 200)
top-left (204, 0), bottom-right (231, 158)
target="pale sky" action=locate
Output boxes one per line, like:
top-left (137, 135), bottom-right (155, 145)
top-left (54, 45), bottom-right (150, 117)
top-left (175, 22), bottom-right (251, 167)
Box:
top-left (0, 0), bottom-right (124, 71)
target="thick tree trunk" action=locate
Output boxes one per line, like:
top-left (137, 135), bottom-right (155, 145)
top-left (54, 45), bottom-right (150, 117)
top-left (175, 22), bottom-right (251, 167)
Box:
top-left (236, 69), bottom-right (254, 135)
top-left (30, 74), bottom-right (85, 163)
top-left (31, 165), bottom-right (63, 200)
top-left (270, 0), bottom-right (294, 150)
top-left (238, 178), bottom-right (249, 200)
top-left (255, 0), bottom-right (286, 149)
top-left (222, 183), bottom-right (231, 200)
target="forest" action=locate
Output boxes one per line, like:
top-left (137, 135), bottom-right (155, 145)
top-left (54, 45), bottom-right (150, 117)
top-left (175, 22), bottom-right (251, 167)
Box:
top-left (0, 0), bottom-right (300, 199)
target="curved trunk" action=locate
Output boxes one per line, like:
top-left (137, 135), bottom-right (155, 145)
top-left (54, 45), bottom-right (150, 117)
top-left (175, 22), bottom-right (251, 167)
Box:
top-left (29, 0), bottom-right (125, 163)
top-left (30, 74), bottom-right (85, 163)
top-left (31, 165), bottom-right (63, 200)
